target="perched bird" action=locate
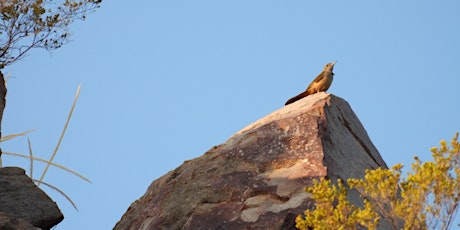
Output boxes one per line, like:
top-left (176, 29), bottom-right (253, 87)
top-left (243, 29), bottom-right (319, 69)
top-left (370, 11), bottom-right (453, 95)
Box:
top-left (285, 61), bottom-right (336, 105)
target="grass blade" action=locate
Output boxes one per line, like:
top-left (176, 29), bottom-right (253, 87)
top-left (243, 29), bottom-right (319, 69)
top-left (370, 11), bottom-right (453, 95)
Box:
top-left (2, 151), bottom-right (92, 184)
top-left (1, 129), bottom-right (35, 142)
top-left (32, 178), bottom-right (79, 211)
top-left (37, 85), bottom-right (81, 186)
top-left (27, 138), bottom-right (33, 178)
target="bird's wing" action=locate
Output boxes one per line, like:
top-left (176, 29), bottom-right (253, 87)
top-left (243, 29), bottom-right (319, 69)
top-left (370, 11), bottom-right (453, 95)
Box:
top-left (311, 73), bottom-right (325, 83)
top-left (305, 73), bottom-right (324, 90)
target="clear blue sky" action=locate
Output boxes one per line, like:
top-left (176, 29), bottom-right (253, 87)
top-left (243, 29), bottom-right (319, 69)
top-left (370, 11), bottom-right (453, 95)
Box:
top-left (2, 1), bottom-right (459, 229)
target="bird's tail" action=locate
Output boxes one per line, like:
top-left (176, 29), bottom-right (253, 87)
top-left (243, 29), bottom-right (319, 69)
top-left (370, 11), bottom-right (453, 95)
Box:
top-left (285, 92), bottom-right (309, 105)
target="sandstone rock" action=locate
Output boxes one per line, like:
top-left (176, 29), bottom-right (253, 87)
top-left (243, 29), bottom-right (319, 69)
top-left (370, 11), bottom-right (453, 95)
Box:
top-left (0, 167), bottom-right (64, 229)
top-left (114, 93), bottom-right (388, 230)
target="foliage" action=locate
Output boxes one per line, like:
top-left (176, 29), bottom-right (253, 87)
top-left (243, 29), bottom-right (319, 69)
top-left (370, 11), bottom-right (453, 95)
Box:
top-left (295, 178), bottom-right (379, 230)
top-left (0, 0), bottom-right (102, 68)
top-left (296, 133), bottom-right (460, 230)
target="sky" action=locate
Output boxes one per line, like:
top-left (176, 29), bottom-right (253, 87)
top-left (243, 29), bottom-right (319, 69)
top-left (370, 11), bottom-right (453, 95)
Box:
top-left (1, 1), bottom-right (460, 229)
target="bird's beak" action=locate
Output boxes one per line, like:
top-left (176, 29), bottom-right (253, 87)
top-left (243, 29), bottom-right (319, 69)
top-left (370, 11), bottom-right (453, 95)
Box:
top-left (331, 61), bottom-right (337, 66)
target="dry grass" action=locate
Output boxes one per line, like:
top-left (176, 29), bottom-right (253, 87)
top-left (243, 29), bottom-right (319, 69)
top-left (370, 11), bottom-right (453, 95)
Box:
top-left (0, 85), bottom-right (91, 210)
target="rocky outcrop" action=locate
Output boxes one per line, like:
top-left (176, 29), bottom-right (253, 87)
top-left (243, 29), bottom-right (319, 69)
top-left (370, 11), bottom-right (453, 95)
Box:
top-left (114, 93), bottom-right (388, 230)
top-left (0, 167), bottom-right (63, 229)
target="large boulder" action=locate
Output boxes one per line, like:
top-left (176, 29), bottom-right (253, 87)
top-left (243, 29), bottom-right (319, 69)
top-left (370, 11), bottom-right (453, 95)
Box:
top-left (114, 93), bottom-right (388, 230)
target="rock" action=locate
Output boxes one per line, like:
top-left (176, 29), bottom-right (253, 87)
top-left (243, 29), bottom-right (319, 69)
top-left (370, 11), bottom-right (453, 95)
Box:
top-left (114, 93), bottom-right (388, 230)
top-left (0, 212), bottom-right (39, 230)
top-left (0, 167), bottom-right (64, 229)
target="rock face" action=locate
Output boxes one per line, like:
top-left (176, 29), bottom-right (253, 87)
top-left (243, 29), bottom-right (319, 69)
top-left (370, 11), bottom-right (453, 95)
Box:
top-left (0, 167), bottom-right (63, 229)
top-left (114, 93), bottom-right (388, 230)
top-left (0, 212), bottom-right (39, 230)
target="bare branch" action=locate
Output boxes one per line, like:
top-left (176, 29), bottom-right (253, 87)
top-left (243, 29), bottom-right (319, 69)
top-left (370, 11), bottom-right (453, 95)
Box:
top-left (0, 0), bottom-right (102, 68)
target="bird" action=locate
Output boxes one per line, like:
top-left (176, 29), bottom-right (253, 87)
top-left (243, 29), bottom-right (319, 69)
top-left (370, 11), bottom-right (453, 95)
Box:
top-left (285, 61), bottom-right (336, 105)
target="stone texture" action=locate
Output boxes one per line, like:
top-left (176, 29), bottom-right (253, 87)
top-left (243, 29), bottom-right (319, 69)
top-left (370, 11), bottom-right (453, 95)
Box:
top-left (114, 93), bottom-right (388, 230)
top-left (0, 212), bottom-right (39, 230)
top-left (0, 167), bottom-right (64, 229)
